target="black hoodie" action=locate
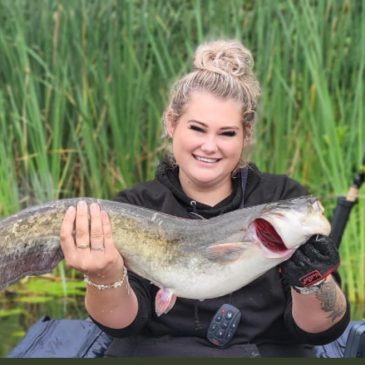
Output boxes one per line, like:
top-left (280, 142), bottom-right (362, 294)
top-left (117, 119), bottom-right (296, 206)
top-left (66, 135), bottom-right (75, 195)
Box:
top-left (92, 162), bottom-right (350, 357)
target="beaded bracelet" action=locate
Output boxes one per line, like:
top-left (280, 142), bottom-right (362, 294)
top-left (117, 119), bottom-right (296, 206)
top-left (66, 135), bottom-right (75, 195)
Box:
top-left (84, 267), bottom-right (129, 291)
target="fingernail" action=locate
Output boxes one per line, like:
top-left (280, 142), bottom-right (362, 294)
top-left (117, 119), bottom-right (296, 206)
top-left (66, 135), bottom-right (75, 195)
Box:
top-left (78, 201), bottom-right (86, 209)
top-left (67, 206), bottom-right (75, 213)
top-left (90, 202), bottom-right (99, 210)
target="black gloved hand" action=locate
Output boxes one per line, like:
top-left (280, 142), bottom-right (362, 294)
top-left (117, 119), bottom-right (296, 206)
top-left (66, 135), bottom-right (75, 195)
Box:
top-left (279, 234), bottom-right (340, 288)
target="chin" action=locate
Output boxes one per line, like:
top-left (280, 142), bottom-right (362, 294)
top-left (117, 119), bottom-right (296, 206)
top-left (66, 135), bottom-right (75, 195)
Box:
top-left (192, 174), bottom-right (222, 185)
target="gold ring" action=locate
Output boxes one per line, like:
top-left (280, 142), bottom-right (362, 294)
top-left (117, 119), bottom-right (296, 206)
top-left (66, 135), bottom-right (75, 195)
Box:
top-left (77, 244), bottom-right (90, 249)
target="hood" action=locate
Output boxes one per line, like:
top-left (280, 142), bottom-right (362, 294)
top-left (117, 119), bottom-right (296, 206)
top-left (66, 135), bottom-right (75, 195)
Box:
top-left (155, 159), bottom-right (244, 219)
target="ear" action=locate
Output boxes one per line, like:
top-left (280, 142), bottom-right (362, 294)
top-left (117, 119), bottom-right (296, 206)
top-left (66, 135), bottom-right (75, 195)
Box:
top-left (243, 121), bottom-right (253, 146)
top-left (164, 109), bottom-right (175, 138)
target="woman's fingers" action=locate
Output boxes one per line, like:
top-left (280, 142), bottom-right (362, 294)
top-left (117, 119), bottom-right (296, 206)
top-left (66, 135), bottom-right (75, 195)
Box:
top-left (75, 201), bottom-right (90, 249)
top-left (60, 206), bottom-right (77, 255)
top-left (90, 203), bottom-right (105, 252)
top-left (101, 210), bottom-right (114, 253)
top-left (101, 209), bottom-right (124, 272)
top-left (60, 202), bottom-right (122, 275)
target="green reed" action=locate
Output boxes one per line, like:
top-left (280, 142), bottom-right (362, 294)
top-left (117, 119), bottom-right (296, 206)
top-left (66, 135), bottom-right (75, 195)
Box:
top-left (0, 0), bottom-right (364, 311)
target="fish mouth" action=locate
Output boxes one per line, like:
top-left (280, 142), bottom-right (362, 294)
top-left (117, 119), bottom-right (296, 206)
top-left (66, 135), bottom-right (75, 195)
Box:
top-left (253, 218), bottom-right (288, 253)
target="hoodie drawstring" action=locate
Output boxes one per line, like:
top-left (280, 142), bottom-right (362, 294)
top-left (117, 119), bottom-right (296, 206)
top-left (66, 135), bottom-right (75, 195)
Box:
top-left (189, 200), bottom-right (206, 220)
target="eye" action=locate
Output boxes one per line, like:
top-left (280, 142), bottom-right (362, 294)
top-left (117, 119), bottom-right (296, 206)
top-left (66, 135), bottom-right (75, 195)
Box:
top-left (189, 125), bottom-right (205, 133)
top-left (221, 130), bottom-right (237, 137)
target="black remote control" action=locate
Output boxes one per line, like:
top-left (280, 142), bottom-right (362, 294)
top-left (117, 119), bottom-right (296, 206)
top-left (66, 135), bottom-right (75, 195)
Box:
top-left (207, 304), bottom-right (241, 347)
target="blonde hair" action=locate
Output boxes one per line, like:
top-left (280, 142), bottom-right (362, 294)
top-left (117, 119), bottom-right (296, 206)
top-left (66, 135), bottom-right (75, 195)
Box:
top-left (162, 39), bottom-right (261, 166)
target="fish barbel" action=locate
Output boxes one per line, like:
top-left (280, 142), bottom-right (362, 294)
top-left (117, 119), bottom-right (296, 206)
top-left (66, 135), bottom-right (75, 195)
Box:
top-left (0, 196), bottom-right (331, 315)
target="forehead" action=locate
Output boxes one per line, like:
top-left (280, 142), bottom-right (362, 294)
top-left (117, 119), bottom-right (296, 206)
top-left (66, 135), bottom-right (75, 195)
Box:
top-left (182, 91), bottom-right (242, 127)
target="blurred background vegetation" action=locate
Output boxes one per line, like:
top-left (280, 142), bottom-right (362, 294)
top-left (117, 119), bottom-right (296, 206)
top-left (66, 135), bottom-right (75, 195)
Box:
top-left (0, 0), bottom-right (364, 355)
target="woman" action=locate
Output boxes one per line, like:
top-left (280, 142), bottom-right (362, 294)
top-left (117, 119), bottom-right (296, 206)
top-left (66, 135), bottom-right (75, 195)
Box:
top-left (60, 39), bottom-right (349, 357)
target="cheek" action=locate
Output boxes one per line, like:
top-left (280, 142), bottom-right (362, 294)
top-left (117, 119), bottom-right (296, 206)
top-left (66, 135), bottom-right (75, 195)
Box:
top-left (172, 136), bottom-right (192, 158)
top-left (174, 132), bottom-right (200, 151)
top-left (223, 140), bottom-right (244, 158)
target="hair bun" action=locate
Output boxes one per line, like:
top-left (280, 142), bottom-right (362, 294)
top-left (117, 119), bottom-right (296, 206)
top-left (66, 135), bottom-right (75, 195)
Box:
top-left (193, 40), bottom-right (254, 78)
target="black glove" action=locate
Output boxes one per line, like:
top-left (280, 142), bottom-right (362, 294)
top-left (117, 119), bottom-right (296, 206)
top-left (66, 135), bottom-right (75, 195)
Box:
top-left (279, 234), bottom-right (340, 288)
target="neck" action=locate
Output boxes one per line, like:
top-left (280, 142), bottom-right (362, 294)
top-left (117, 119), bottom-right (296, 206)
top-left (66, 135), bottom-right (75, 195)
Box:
top-left (179, 176), bottom-right (233, 207)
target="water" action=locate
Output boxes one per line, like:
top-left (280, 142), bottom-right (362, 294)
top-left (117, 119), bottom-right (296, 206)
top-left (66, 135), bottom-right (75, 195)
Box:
top-left (0, 278), bottom-right (86, 356)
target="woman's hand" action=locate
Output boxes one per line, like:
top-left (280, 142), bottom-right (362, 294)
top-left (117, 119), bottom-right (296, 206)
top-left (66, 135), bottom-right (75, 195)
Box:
top-left (60, 201), bottom-right (124, 283)
top-left (279, 234), bottom-right (340, 288)
top-left (279, 235), bottom-right (347, 332)
top-left (60, 201), bottom-right (138, 328)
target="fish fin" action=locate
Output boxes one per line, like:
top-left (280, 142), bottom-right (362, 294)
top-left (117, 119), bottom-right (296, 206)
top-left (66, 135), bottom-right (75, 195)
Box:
top-left (155, 288), bottom-right (177, 316)
top-left (205, 242), bottom-right (248, 263)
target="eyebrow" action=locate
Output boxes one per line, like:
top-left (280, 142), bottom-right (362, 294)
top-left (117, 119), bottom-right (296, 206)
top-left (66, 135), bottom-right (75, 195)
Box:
top-left (188, 119), bottom-right (240, 130)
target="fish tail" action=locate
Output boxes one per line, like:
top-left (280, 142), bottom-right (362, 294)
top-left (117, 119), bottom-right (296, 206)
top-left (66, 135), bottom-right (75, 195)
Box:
top-left (0, 201), bottom-right (69, 290)
top-left (0, 242), bottom-right (63, 290)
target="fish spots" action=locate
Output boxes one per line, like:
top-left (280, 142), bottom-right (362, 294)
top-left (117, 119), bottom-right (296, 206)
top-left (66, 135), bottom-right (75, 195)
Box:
top-left (150, 212), bottom-right (165, 231)
top-left (151, 212), bottom-right (159, 222)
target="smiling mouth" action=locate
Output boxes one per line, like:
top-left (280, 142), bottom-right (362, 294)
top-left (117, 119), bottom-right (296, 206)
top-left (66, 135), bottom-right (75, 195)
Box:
top-left (193, 155), bottom-right (221, 163)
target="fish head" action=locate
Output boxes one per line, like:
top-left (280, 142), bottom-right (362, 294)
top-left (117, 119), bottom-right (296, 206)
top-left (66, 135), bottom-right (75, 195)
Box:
top-left (251, 196), bottom-right (331, 258)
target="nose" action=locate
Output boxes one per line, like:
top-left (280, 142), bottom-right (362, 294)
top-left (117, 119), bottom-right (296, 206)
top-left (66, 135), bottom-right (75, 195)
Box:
top-left (200, 135), bottom-right (218, 154)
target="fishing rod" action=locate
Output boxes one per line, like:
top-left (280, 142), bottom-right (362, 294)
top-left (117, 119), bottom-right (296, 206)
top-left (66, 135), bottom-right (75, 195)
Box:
top-left (330, 153), bottom-right (365, 248)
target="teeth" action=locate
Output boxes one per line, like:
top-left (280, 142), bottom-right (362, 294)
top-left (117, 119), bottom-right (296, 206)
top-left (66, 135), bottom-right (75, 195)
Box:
top-left (195, 156), bottom-right (219, 163)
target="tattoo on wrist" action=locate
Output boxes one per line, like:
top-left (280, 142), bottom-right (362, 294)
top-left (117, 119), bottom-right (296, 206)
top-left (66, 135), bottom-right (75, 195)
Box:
top-left (315, 281), bottom-right (346, 321)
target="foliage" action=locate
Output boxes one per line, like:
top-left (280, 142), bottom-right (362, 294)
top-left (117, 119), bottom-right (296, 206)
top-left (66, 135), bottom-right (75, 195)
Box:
top-left (0, 0), bottom-right (364, 351)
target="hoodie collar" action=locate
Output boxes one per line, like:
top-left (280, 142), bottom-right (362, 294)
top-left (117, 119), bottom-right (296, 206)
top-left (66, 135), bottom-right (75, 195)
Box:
top-left (156, 159), bottom-right (245, 219)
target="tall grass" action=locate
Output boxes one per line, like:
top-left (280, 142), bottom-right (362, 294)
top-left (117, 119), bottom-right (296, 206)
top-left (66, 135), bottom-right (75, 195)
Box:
top-left (0, 0), bottom-right (364, 310)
